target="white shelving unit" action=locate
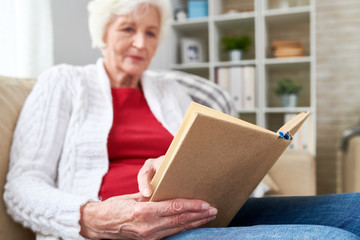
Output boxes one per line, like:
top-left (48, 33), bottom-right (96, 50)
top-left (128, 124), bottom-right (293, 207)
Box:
top-left (168, 0), bottom-right (316, 155)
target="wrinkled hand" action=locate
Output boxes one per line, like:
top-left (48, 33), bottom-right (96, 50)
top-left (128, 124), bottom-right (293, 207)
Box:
top-left (79, 192), bottom-right (217, 240)
top-left (137, 156), bottom-right (164, 198)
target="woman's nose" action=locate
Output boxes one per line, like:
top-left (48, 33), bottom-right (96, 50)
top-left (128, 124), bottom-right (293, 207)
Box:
top-left (132, 33), bottom-right (146, 49)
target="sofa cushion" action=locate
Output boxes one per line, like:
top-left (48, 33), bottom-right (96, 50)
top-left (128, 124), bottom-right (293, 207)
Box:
top-left (0, 76), bottom-right (35, 239)
top-left (266, 150), bottom-right (316, 196)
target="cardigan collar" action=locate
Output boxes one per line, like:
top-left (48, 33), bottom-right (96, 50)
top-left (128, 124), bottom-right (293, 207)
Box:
top-left (95, 58), bottom-right (192, 136)
top-left (96, 58), bottom-right (113, 110)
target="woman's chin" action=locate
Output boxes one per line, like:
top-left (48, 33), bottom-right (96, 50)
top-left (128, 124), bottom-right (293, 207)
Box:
top-left (122, 65), bottom-right (148, 76)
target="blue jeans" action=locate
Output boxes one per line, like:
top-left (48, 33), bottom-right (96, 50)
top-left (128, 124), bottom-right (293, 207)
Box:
top-left (166, 193), bottom-right (360, 239)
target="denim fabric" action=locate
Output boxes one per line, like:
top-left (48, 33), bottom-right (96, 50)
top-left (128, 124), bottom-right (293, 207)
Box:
top-left (166, 225), bottom-right (360, 239)
top-left (166, 193), bottom-right (360, 239)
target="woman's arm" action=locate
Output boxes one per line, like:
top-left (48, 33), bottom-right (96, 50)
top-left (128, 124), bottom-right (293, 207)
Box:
top-left (4, 66), bottom-right (90, 239)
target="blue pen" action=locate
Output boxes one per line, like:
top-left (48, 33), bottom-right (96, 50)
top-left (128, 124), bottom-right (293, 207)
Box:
top-left (278, 131), bottom-right (291, 140)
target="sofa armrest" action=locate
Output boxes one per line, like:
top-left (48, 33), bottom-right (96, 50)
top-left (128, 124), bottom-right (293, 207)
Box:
top-left (341, 136), bottom-right (360, 192)
top-left (264, 150), bottom-right (316, 196)
top-left (0, 76), bottom-right (36, 240)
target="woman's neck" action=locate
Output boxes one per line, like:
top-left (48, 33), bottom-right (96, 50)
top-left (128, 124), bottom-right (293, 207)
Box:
top-left (103, 61), bottom-right (140, 89)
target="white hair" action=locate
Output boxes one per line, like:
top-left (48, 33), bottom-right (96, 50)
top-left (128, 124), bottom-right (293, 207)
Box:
top-left (88, 0), bottom-right (171, 50)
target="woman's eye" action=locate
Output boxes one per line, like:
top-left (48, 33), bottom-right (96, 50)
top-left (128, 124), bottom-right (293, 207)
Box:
top-left (123, 27), bottom-right (134, 33)
top-left (146, 31), bottom-right (156, 38)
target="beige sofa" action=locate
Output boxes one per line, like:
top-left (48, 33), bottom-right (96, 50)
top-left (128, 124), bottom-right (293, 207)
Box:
top-left (0, 75), bottom-right (316, 239)
top-left (338, 136), bottom-right (360, 192)
top-left (0, 76), bottom-right (36, 239)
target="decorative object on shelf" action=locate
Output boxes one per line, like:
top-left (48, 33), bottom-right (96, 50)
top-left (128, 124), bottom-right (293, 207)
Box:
top-left (175, 10), bottom-right (187, 21)
top-left (274, 77), bottom-right (303, 107)
top-left (172, 0), bottom-right (187, 21)
top-left (181, 37), bottom-right (205, 63)
top-left (221, 36), bottom-right (252, 62)
top-left (271, 40), bottom-right (304, 58)
top-left (187, 0), bottom-right (208, 19)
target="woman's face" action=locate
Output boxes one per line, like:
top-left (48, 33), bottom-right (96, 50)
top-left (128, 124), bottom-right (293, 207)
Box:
top-left (103, 5), bottom-right (160, 76)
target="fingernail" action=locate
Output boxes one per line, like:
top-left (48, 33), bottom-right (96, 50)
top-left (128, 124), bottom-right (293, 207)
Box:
top-left (202, 202), bottom-right (210, 210)
top-left (209, 207), bottom-right (218, 216)
top-left (208, 215), bottom-right (216, 222)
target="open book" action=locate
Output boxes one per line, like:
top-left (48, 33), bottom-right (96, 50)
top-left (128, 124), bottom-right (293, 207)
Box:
top-left (150, 102), bottom-right (310, 227)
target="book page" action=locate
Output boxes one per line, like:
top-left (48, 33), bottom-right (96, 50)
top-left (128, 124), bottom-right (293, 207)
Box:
top-left (189, 102), bottom-right (274, 134)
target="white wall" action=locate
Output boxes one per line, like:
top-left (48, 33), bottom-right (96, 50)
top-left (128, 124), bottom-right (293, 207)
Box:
top-left (52, 0), bottom-right (101, 65)
top-left (52, 0), bottom-right (169, 69)
top-left (0, 0), bottom-right (53, 78)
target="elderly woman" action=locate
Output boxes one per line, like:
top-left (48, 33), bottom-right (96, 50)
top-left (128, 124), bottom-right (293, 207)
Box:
top-left (4, 0), bottom-right (360, 240)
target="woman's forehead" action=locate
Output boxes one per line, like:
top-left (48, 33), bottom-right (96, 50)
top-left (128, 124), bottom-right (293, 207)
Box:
top-left (111, 5), bottom-right (160, 27)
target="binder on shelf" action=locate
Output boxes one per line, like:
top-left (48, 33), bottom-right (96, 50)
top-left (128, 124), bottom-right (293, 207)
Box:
top-left (215, 66), bottom-right (256, 112)
top-left (229, 66), bottom-right (243, 111)
top-left (243, 66), bottom-right (256, 110)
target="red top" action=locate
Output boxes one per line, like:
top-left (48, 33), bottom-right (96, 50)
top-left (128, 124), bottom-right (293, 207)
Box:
top-left (99, 88), bottom-right (173, 200)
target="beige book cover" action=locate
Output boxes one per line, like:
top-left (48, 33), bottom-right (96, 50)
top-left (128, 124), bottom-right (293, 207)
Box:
top-left (150, 102), bottom-right (310, 227)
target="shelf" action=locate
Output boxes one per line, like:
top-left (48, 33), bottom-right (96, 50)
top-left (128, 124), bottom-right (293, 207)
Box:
top-left (171, 19), bottom-right (208, 33)
top-left (264, 107), bottom-right (311, 113)
top-left (264, 6), bottom-right (311, 17)
top-left (171, 63), bottom-right (210, 70)
top-left (265, 57), bottom-right (312, 70)
top-left (171, 18), bottom-right (208, 27)
top-left (265, 56), bottom-right (311, 64)
top-left (214, 60), bottom-right (256, 68)
top-left (265, 8), bottom-right (310, 25)
top-left (213, 11), bottom-right (255, 23)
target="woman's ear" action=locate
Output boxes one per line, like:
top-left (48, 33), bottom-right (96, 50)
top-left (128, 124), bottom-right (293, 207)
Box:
top-left (102, 32), bottom-right (108, 49)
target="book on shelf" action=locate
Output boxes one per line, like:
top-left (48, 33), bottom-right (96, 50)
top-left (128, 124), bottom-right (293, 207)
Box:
top-left (271, 40), bottom-right (304, 58)
top-left (150, 102), bottom-right (310, 227)
top-left (216, 66), bottom-right (256, 111)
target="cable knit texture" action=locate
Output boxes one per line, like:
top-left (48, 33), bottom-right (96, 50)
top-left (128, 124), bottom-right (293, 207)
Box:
top-left (3, 58), bottom-right (197, 240)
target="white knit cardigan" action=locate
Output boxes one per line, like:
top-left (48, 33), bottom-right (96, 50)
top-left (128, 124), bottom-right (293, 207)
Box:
top-left (4, 59), bottom-right (193, 240)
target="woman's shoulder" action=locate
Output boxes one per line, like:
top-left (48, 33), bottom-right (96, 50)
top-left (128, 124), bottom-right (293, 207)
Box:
top-left (40, 63), bottom-right (97, 81)
top-left (36, 63), bottom-right (97, 90)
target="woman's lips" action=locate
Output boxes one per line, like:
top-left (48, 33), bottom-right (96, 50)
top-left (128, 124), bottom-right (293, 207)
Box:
top-left (128, 55), bottom-right (144, 61)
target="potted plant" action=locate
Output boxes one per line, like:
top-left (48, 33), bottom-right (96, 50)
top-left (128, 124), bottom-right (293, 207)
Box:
top-left (221, 36), bottom-right (252, 61)
top-left (274, 77), bottom-right (303, 107)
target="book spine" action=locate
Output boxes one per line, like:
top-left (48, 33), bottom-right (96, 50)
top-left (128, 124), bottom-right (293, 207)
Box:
top-left (216, 67), bottom-right (229, 92)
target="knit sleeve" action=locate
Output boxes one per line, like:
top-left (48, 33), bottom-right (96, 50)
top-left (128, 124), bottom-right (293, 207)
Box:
top-left (3, 66), bottom-right (89, 240)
